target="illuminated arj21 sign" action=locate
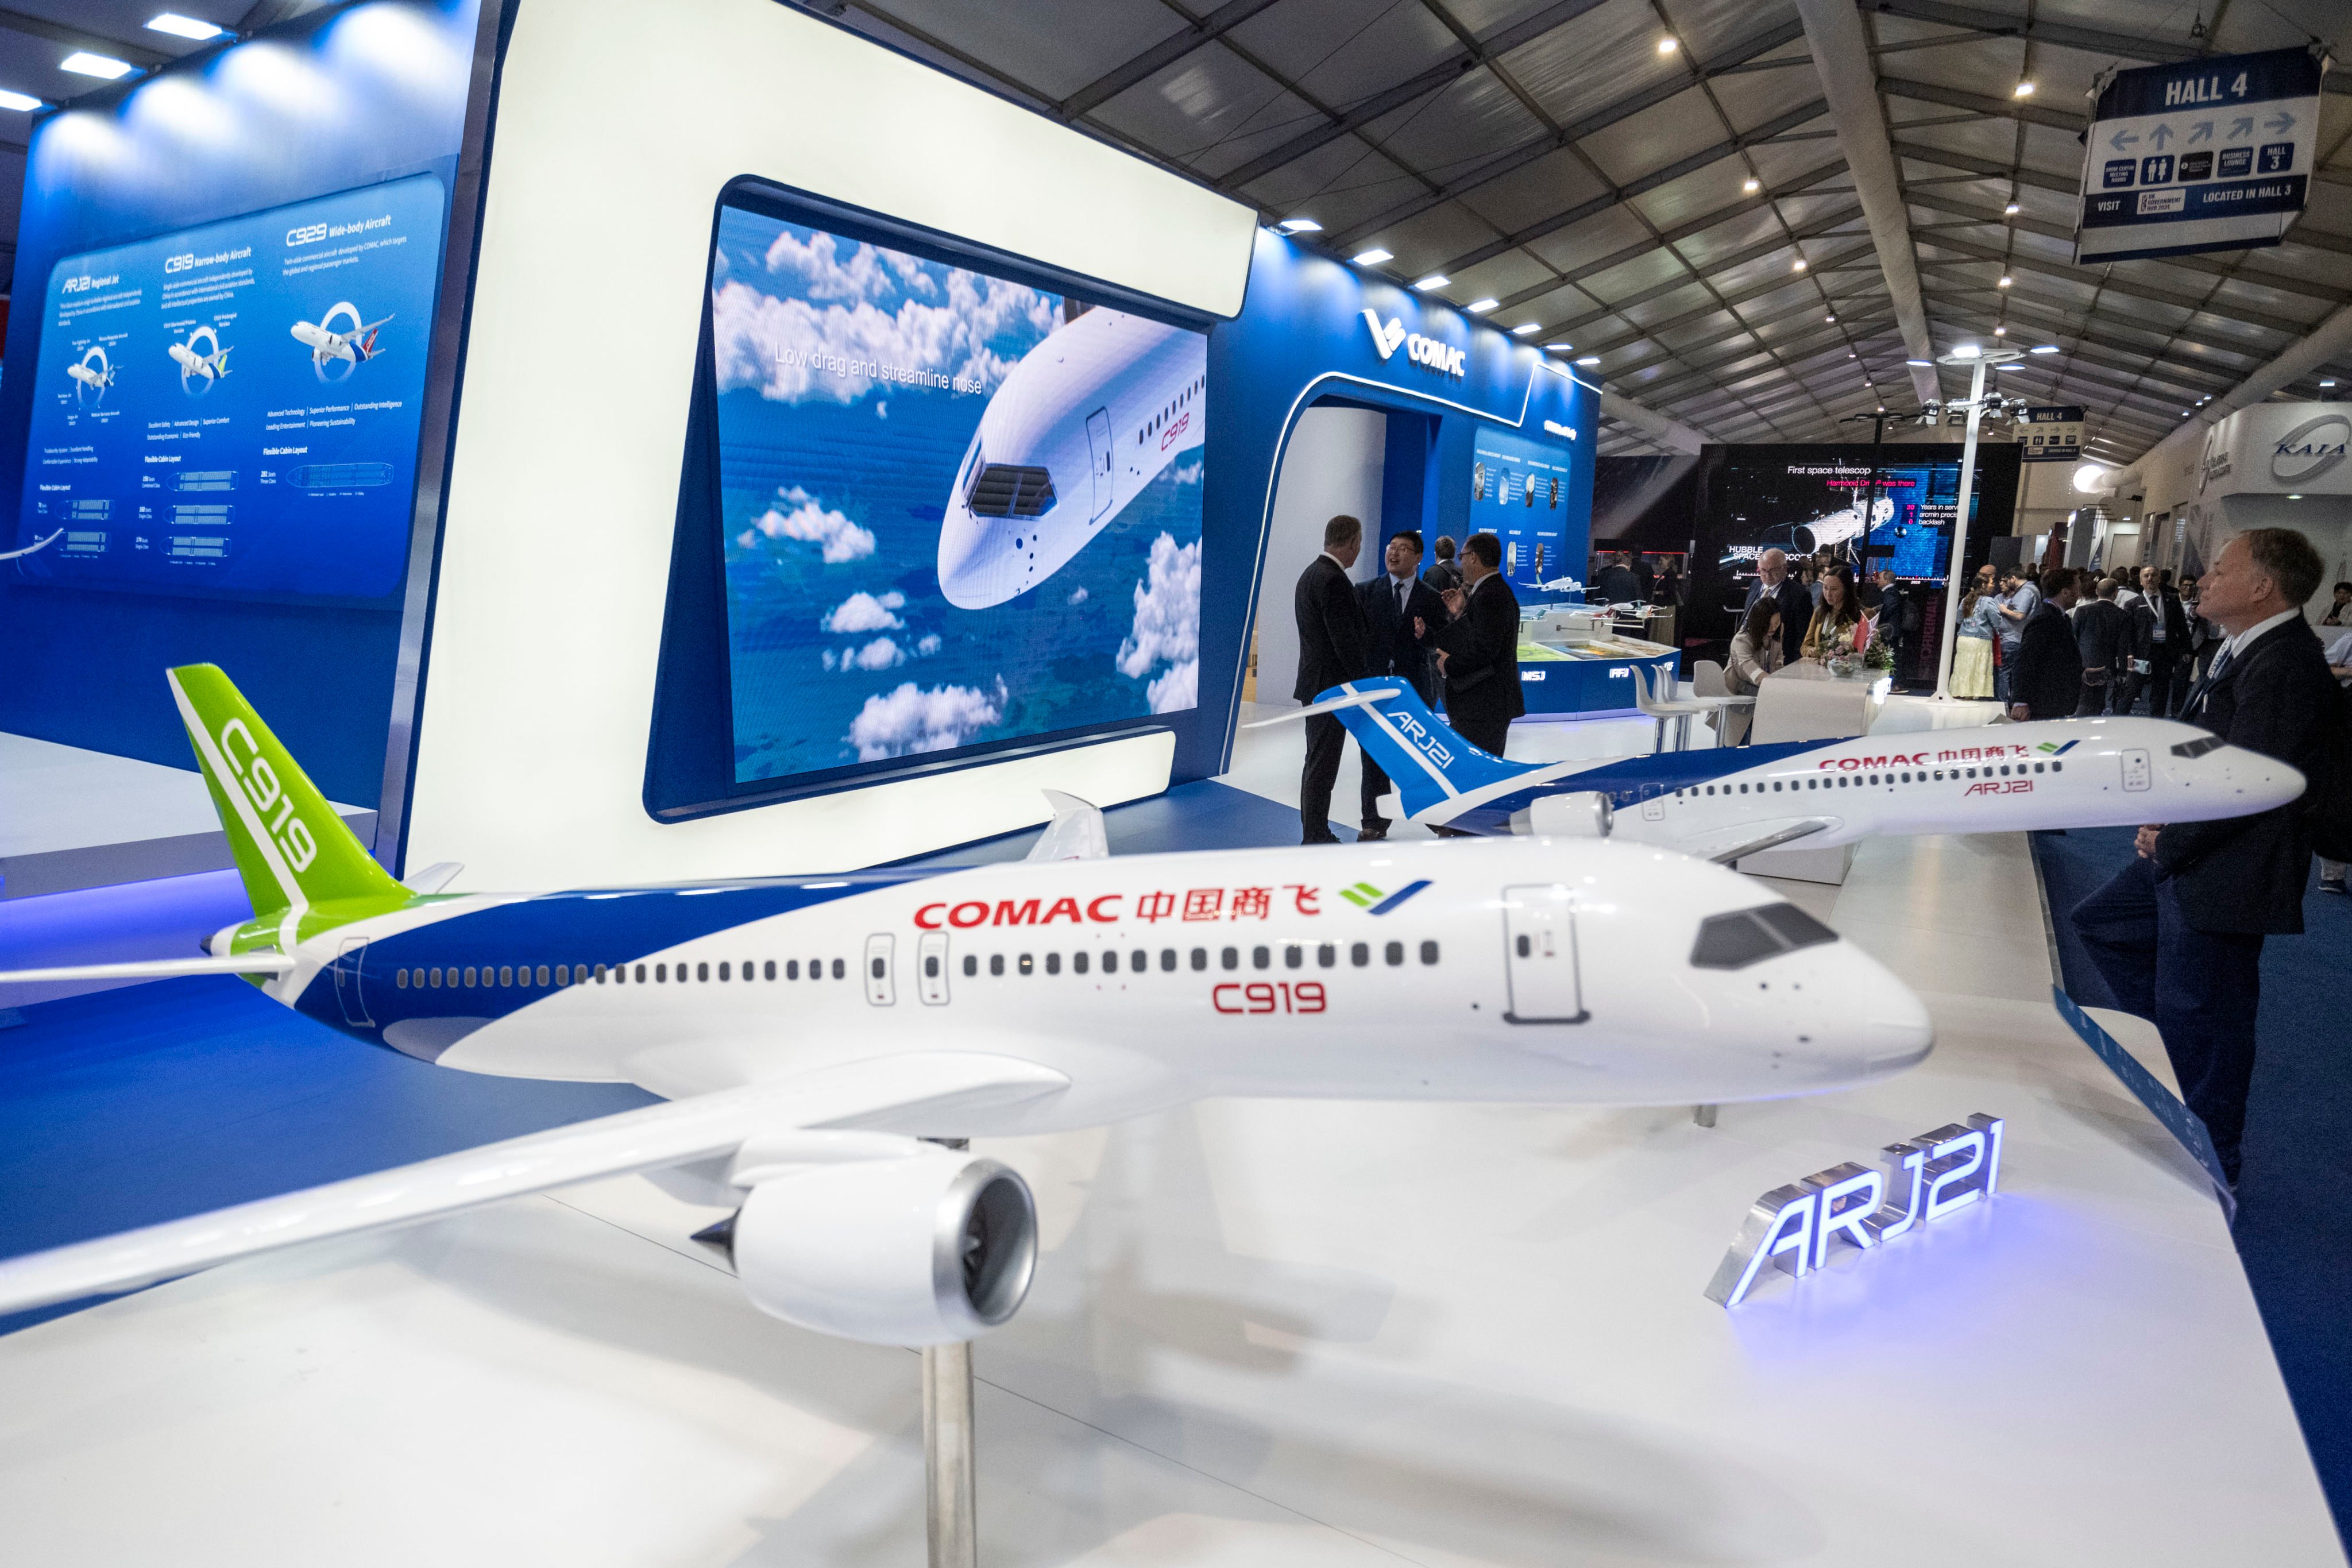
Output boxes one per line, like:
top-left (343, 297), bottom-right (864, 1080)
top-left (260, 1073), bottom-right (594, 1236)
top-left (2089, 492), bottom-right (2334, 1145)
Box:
top-left (1705, 1114), bottom-right (2004, 1308)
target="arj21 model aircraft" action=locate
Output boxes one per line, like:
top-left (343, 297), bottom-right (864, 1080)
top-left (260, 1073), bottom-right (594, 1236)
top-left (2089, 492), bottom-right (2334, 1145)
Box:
top-left (0, 666), bottom-right (1933, 1342)
top-left (1280, 680), bottom-right (2304, 863)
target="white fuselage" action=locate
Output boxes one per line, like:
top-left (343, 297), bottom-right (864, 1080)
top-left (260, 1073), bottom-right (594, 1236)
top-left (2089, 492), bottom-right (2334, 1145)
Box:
top-left (1608, 716), bottom-right (2301, 860)
top-left (937, 308), bottom-right (1206, 608)
top-left (291, 321), bottom-right (359, 364)
top-left (65, 364), bottom-right (109, 389)
top-left (294, 838), bottom-right (1933, 1122)
top-left (168, 342), bottom-right (223, 380)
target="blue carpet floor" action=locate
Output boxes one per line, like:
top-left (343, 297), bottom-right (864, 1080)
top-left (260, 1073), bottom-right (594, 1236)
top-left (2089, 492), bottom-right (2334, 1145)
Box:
top-left (0, 779), bottom-right (1316, 1335)
top-left (2034, 827), bottom-right (2352, 1548)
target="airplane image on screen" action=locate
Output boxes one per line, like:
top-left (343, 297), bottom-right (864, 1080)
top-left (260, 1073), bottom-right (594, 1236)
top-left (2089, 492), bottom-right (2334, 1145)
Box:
top-left (1283, 679), bottom-right (2304, 862)
top-left (937, 308), bottom-right (1206, 609)
top-left (64, 347), bottom-right (115, 397)
top-left (0, 665), bottom-right (1933, 1342)
top-left (167, 327), bottom-right (232, 384)
top-left (291, 302), bottom-right (391, 369)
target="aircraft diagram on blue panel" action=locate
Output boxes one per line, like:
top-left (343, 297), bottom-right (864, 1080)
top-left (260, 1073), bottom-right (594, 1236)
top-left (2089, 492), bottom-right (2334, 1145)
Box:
top-left (168, 325), bottom-right (232, 391)
top-left (937, 308), bottom-right (1207, 609)
top-left (291, 301), bottom-right (392, 380)
top-left (65, 346), bottom-right (115, 404)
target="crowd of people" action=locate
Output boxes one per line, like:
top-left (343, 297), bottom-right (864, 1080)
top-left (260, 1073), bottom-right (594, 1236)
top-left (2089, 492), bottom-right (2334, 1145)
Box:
top-left (1952, 557), bottom-right (2222, 721)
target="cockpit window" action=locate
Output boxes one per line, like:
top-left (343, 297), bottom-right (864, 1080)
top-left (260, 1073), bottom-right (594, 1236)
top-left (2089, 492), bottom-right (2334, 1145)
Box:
top-left (2169, 736), bottom-right (2225, 760)
top-left (1690, 903), bottom-right (1840, 970)
top-left (965, 462), bottom-right (1056, 518)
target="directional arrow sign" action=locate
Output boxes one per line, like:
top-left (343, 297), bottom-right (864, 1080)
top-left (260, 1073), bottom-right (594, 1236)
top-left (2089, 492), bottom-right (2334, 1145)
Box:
top-left (2078, 46), bottom-right (2324, 266)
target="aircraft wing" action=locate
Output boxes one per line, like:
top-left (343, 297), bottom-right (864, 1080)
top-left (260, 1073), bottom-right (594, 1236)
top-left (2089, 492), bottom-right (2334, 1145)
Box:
top-left (1704, 819), bottom-right (1836, 864)
top-left (0, 1051), bottom-right (1069, 1316)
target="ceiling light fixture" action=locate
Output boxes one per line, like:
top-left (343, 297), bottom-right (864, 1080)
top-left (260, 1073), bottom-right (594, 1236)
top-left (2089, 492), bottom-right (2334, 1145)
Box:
top-left (1950, 343), bottom-right (1981, 358)
top-left (1791, 258), bottom-right (1807, 272)
top-left (1743, 176), bottom-right (1761, 194)
top-left (1906, 358), bottom-right (1932, 366)
top-left (2013, 80), bottom-right (2035, 98)
top-left (2004, 202), bottom-right (2022, 215)
top-left (1575, 355), bottom-right (1601, 366)
top-left (2029, 343), bottom-right (2059, 353)
top-left (2322, 379), bottom-right (2339, 388)
top-left (146, 13), bottom-right (225, 40)
top-left (1413, 273), bottom-right (1449, 291)
top-left (1467, 298), bottom-right (1498, 314)
top-left (1657, 36), bottom-right (1678, 55)
top-left (1351, 248), bottom-right (1393, 266)
top-left (1997, 275), bottom-right (2013, 288)
top-left (61, 51), bottom-right (136, 79)
top-left (1994, 326), bottom-right (2007, 335)
top-left (1277, 217), bottom-right (1322, 234)
top-left (0, 88), bottom-right (43, 111)
top-left (2288, 493), bottom-right (2304, 501)
top-left (1512, 322), bottom-right (1539, 335)
top-left (1825, 314), bottom-right (1836, 323)
top-left (1544, 342), bottom-right (1574, 353)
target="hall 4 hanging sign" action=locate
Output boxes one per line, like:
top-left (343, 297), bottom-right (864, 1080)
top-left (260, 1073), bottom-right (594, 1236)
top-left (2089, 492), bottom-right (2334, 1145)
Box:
top-left (1704, 1114), bottom-right (2004, 1308)
top-left (2076, 48), bottom-right (2328, 264)
top-left (2019, 405), bottom-right (2084, 464)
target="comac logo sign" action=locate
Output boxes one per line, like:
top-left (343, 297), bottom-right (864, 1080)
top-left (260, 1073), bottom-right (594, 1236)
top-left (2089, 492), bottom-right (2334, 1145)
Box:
top-left (1361, 309), bottom-right (1466, 378)
top-left (2271, 412), bottom-right (2351, 484)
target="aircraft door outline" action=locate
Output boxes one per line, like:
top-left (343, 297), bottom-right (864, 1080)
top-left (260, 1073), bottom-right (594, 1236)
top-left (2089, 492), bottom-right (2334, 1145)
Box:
top-left (865, 934), bottom-right (897, 1006)
top-left (333, 937), bottom-right (374, 1026)
top-left (1501, 884), bottom-right (1588, 1025)
top-left (1086, 407), bottom-right (1113, 521)
top-left (918, 932), bottom-right (951, 1006)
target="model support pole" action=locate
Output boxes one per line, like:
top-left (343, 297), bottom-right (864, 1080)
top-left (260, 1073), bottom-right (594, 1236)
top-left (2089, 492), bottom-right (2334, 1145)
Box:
top-left (1930, 356), bottom-right (1991, 701)
top-left (923, 1340), bottom-right (978, 1568)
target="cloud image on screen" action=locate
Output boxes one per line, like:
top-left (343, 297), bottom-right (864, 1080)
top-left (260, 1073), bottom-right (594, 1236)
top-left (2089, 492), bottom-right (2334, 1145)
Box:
top-left (708, 206), bottom-right (1206, 787)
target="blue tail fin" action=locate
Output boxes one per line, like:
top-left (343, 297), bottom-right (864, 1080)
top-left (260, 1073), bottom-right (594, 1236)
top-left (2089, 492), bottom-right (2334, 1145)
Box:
top-left (1310, 680), bottom-right (1555, 822)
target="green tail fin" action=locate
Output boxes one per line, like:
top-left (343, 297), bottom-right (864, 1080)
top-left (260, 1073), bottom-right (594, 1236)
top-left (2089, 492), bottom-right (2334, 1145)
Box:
top-left (167, 663), bottom-right (405, 917)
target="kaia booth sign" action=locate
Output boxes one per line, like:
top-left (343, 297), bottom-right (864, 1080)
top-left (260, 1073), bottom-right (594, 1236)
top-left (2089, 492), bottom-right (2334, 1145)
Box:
top-left (1706, 1114), bottom-right (2003, 1308)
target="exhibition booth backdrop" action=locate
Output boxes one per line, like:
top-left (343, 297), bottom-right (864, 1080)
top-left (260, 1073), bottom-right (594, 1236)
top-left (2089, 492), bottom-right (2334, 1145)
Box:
top-left (0, 0), bottom-right (1596, 889)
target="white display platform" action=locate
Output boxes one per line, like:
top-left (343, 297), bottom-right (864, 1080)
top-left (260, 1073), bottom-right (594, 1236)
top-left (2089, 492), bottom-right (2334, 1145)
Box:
top-left (0, 789), bottom-right (2338, 1561)
top-left (0, 733), bottom-right (374, 900)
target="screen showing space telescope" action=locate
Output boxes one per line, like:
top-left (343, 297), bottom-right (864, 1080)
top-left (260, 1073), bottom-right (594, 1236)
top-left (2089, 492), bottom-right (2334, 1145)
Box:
top-left (706, 203), bottom-right (1207, 788)
top-left (13, 173), bottom-right (445, 599)
top-left (1709, 458), bottom-right (1972, 584)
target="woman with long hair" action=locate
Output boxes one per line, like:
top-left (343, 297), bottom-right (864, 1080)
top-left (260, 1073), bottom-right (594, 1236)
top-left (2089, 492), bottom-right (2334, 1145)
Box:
top-left (1952, 563), bottom-right (2000, 698)
top-left (1801, 563), bottom-right (1869, 661)
top-left (1718, 594), bottom-right (1784, 745)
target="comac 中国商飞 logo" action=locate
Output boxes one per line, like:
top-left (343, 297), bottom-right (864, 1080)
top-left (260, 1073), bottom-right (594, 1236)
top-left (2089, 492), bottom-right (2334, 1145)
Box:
top-left (2270, 413), bottom-right (2350, 484)
top-left (1361, 309), bottom-right (1466, 378)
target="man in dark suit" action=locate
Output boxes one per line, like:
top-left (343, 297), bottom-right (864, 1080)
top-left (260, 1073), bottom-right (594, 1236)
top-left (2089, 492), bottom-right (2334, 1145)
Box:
top-left (1293, 514), bottom-right (1373, 844)
top-left (2073, 576), bottom-right (2132, 715)
top-left (2133, 565), bottom-right (2191, 716)
top-left (1742, 547), bottom-right (1813, 664)
top-left (1355, 530), bottom-right (1449, 840)
top-left (2007, 566), bottom-right (2084, 721)
top-left (2072, 528), bottom-right (2341, 1184)
top-left (1593, 551), bottom-right (1642, 606)
top-left (1422, 536), bottom-right (1462, 594)
top-left (1431, 531), bottom-right (1524, 758)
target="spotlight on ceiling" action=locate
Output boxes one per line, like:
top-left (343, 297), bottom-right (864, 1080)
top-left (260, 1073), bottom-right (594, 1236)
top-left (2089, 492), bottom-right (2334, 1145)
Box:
top-left (1413, 273), bottom-right (1449, 291)
top-left (61, 51), bottom-right (136, 79)
top-left (1277, 217), bottom-right (1322, 234)
top-left (1825, 315), bottom-right (1836, 323)
top-left (2013, 80), bottom-right (2035, 97)
top-left (1467, 298), bottom-right (1498, 314)
top-left (2004, 202), bottom-right (2022, 215)
top-left (1949, 343), bottom-right (1981, 358)
top-left (1791, 258), bottom-right (1807, 272)
top-left (1994, 326), bottom-right (2007, 335)
top-left (1544, 342), bottom-right (1573, 353)
top-left (1351, 248), bottom-right (1393, 266)
top-left (1575, 356), bottom-right (1601, 366)
top-left (1512, 322), bottom-right (1539, 335)
top-left (1743, 176), bottom-right (1761, 194)
top-left (146, 13), bottom-right (225, 40)
top-left (2323, 379), bottom-right (2339, 388)
top-left (1657, 36), bottom-right (1678, 55)
top-left (2029, 343), bottom-right (2060, 354)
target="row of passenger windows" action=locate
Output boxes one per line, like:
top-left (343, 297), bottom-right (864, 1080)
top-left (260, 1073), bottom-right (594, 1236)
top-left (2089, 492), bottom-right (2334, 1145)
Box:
top-left (1681, 759), bottom-right (2064, 798)
top-left (1137, 373), bottom-right (1207, 446)
top-left (943, 939), bottom-right (1438, 979)
top-left (393, 957), bottom-right (846, 990)
top-left (388, 940), bottom-right (1442, 992)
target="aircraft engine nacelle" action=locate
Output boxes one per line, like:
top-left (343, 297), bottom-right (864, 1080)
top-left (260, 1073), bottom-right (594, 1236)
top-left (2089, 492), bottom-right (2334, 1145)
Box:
top-left (723, 1152), bottom-right (1038, 1345)
top-left (1514, 790), bottom-right (1613, 839)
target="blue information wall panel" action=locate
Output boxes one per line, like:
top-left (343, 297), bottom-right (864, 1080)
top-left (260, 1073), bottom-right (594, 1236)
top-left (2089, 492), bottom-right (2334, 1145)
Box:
top-left (1469, 426), bottom-right (1574, 588)
top-left (15, 173), bottom-right (446, 600)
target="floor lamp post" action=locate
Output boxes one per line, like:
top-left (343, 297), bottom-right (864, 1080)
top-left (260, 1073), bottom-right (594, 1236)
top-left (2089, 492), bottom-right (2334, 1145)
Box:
top-left (1930, 344), bottom-right (2022, 701)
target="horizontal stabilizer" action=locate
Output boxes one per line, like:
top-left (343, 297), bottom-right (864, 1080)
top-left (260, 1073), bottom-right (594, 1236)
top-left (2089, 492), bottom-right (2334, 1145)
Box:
top-left (1240, 685), bottom-right (1405, 728)
top-left (0, 952), bottom-right (296, 985)
top-left (403, 861), bottom-right (464, 894)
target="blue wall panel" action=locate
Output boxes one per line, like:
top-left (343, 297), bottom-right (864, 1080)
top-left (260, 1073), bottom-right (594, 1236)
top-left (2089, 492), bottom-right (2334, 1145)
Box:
top-left (0, 1), bottom-right (482, 808)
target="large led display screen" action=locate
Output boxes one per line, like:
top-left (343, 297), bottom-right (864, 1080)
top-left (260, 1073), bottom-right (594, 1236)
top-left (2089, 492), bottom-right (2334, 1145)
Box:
top-left (1709, 457), bottom-right (1976, 584)
top-left (13, 173), bottom-right (445, 599)
top-left (708, 203), bottom-right (1205, 787)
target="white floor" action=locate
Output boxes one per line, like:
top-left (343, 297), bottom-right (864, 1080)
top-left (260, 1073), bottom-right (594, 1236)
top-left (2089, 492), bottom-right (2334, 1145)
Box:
top-left (1, 728), bottom-right (2339, 1565)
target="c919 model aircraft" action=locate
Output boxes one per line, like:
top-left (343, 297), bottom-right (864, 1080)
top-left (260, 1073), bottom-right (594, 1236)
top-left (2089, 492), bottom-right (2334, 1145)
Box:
top-left (937, 308), bottom-right (1205, 609)
top-left (0, 666), bottom-right (1933, 1342)
top-left (1293, 679), bottom-right (2304, 862)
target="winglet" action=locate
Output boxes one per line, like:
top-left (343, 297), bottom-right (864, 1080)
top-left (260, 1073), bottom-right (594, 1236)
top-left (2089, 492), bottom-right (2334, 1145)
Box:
top-left (1024, 790), bottom-right (1109, 863)
top-left (167, 664), bottom-right (406, 919)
